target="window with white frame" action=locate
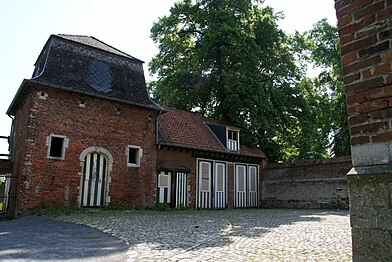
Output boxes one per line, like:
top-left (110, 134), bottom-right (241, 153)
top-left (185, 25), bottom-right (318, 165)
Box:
top-left (46, 134), bottom-right (69, 160)
top-left (199, 161), bottom-right (211, 192)
top-left (127, 145), bottom-right (142, 167)
top-left (227, 129), bottom-right (239, 151)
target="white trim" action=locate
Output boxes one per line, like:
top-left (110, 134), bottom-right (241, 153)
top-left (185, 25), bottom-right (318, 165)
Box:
top-left (78, 147), bottom-right (113, 208)
top-left (234, 163), bottom-right (260, 208)
top-left (226, 128), bottom-right (240, 151)
top-left (196, 158), bottom-right (228, 209)
top-left (46, 134), bottom-right (68, 160)
top-left (126, 145), bottom-right (142, 167)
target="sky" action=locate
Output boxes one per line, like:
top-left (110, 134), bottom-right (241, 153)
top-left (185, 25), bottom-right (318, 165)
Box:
top-left (0, 0), bottom-right (337, 155)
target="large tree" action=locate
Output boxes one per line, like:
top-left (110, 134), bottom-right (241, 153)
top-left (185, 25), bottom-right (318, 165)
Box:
top-left (149, 0), bottom-right (307, 161)
top-left (296, 19), bottom-right (351, 157)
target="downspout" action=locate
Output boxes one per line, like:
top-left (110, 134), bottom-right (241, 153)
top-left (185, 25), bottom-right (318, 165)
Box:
top-left (156, 109), bottom-right (163, 149)
top-left (7, 115), bottom-right (14, 160)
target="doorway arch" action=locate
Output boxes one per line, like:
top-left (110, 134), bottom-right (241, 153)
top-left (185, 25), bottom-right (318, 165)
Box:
top-left (79, 147), bottom-right (113, 207)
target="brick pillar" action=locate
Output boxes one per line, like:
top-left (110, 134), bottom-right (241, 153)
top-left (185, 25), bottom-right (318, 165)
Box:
top-left (335, 0), bottom-right (392, 260)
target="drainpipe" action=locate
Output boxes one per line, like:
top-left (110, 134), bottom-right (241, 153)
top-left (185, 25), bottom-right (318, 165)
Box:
top-left (7, 115), bottom-right (14, 160)
top-left (156, 109), bottom-right (162, 149)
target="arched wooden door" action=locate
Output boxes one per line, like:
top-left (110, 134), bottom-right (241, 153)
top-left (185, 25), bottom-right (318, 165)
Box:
top-left (80, 152), bottom-right (108, 207)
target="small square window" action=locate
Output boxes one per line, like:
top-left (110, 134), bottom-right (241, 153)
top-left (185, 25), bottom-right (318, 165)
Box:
top-left (127, 145), bottom-right (142, 167)
top-left (50, 137), bottom-right (64, 157)
top-left (46, 134), bottom-right (68, 160)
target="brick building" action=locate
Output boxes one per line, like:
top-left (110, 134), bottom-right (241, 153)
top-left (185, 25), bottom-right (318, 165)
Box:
top-left (334, 0), bottom-right (392, 260)
top-left (5, 35), bottom-right (265, 216)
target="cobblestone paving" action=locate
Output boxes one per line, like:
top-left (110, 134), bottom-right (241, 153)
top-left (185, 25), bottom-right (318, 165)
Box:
top-left (58, 209), bottom-right (352, 261)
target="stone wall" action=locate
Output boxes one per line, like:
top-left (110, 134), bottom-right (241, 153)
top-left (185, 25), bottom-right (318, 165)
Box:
top-left (262, 157), bottom-right (352, 209)
top-left (335, 0), bottom-right (392, 260)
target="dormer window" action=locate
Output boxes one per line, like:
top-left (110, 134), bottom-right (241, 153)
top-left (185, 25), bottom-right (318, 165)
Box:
top-left (227, 129), bottom-right (239, 151)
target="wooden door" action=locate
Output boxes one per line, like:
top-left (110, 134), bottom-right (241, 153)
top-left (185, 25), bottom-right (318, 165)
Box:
top-left (198, 161), bottom-right (211, 209)
top-left (175, 172), bottom-right (188, 208)
top-left (235, 164), bottom-right (247, 208)
top-left (248, 165), bottom-right (258, 207)
top-left (81, 153), bottom-right (107, 207)
top-left (214, 163), bottom-right (226, 209)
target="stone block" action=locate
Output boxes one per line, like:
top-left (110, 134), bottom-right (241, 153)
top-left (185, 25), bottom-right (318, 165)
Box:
top-left (352, 228), bottom-right (392, 261)
top-left (351, 142), bottom-right (392, 166)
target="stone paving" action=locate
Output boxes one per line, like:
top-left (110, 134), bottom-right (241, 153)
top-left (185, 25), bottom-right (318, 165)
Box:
top-left (58, 209), bottom-right (352, 261)
top-left (0, 215), bottom-right (128, 262)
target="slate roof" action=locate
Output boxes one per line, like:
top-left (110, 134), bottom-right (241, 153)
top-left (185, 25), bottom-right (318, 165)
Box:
top-left (57, 34), bottom-right (140, 61)
top-left (7, 34), bottom-right (161, 115)
top-left (158, 107), bottom-right (266, 158)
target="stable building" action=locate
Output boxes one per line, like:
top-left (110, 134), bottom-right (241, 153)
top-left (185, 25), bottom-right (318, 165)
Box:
top-left (5, 34), bottom-right (265, 215)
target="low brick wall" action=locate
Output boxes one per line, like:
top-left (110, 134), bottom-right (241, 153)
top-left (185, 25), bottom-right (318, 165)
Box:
top-left (262, 156), bottom-right (352, 209)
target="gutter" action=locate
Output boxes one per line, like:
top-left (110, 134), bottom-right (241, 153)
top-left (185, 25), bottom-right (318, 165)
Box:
top-left (7, 79), bottom-right (163, 116)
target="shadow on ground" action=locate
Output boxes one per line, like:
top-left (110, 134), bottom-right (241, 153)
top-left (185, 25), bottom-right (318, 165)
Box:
top-left (57, 208), bottom-right (350, 252)
top-left (0, 216), bottom-right (128, 261)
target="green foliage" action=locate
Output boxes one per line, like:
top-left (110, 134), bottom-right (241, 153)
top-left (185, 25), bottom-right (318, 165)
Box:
top-left (33, 204), bottom-right (83, 217)
top-left (150, 0), bottom-right (307, 162)
top-left (299, 19), bottom-right (351, 157)
top-left (149, 1), bottom-right (350, 162)
top-left (153, 203), bottom-right (171, 211)
top-left (105, 202), bottom-right (132, 211)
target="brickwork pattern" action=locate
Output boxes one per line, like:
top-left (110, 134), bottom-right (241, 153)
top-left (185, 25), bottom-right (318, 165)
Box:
top-left (336, 0), bottom-right (392, 146)
top-left (157, 148), bottom-right (262, 209)
top-left (335, 0), bottom-right (392, 260)
top-left (263, 157), bottom-right (352, 209)
top-left (13, 84), bottom-right (158, 212)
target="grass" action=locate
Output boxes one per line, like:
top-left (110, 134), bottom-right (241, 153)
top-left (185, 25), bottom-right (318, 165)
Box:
top-left (32, 202), bottom-right (192, 218)
top-left (33, 204), bottom-right (84, 217)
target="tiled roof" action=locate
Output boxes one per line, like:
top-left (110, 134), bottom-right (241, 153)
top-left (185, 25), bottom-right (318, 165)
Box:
top-left (57, 34), bottom-right (140, 61)
top-left (158, 108), bottom-right (266, 158)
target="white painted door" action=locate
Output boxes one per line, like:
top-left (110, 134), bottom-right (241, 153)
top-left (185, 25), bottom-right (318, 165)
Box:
top-left (214, 162), bottom-right (226, 208)
top-left (175, 172), bottom-right (188, 208)
top-left (235, 164), bottom-right (247, 208)
top-left (81, 153), bottom-right (107, 207)
top-left (198, 161), bottom-right (211, 209)
top-left (248, 165), bottom-right (258, 207)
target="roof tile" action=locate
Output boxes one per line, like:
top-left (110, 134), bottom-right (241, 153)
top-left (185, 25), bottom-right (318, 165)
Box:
top-left (158, 108), bottom-right (265, 158)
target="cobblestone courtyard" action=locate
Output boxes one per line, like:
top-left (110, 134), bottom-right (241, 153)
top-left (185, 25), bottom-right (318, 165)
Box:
top-left (58, 209), bottom-right (352, 261)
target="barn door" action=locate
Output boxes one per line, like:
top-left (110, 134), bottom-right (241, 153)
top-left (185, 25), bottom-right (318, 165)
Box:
top-left (198, 161), bottom-right (212, 209)
top-left (214, 163), bottom-right (226, 209)
top-left (157, 171), bottom-right (188, 208)
top-left (81, 153), bottom-right (107, 207)
top-left (248, 166), bottom-right (258, 207)
top-left (235, 164), bottom-right (247, 208)
top-left (175, 172), bottom-right (188, 208)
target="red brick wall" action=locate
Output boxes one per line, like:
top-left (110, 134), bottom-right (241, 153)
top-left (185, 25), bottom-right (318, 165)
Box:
top-left (157, 147), bottom-right (263, 209)
top-left (13, 84), bottom-right (158, 212)
top-left (335, 1), bottom-right (392, 260)
top-left (157, 148), bottom-right (197, 207)
top-left (335, 0), bottom-right (392, 148)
